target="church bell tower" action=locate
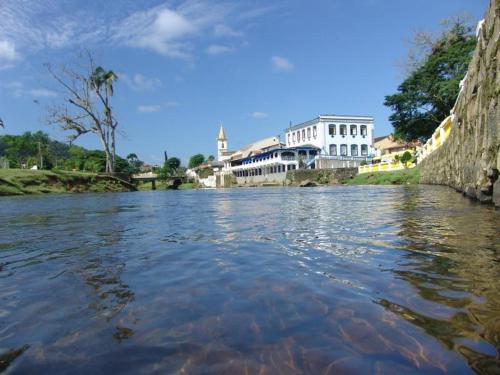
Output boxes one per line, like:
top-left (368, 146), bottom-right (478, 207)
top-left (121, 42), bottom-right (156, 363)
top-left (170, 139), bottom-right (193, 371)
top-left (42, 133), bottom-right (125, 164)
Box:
top-left (217, 124), bottom-right (228, 162)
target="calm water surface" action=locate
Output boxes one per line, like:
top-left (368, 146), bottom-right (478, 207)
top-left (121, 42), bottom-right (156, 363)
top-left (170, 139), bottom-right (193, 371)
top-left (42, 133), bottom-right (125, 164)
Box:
top-left (0, 186), bottom-right (499, 374)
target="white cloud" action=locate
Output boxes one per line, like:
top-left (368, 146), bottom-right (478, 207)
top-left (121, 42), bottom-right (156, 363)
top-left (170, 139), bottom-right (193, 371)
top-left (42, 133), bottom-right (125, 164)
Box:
top-left (165, 101), bottom-right (180, 107)
top-left (28, 88), bottom-right (57, 98)
top-left (0, 81), bottom-right (56, 98)
top-left (114, 7), bottom-right (197, 59)
top-left (213, 24), bottom-right (242, 38)
top-left (0, 40), bottom-right (18, 61)
top-left (206, 44), bottom-right (233, 55)
top-left (252, 111), bottom-right (268, 119)
top-left (120, 73), bottom-right (162, 91)
top-left (137, 105), bottom-right (161, 113)
top-left (271, 56), bottom-right (294, 72)
top-left (0, 1), bottom-right (275, 60)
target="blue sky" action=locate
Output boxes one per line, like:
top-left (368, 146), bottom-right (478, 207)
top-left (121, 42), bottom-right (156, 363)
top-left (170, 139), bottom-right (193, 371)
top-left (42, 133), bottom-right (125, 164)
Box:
top-left (0, 0), bottom-right (488, 165)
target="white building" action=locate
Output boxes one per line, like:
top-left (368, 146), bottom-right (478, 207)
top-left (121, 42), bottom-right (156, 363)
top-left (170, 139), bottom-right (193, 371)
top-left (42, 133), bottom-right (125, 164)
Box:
top-left (284, 115), bottom-right (374, 168)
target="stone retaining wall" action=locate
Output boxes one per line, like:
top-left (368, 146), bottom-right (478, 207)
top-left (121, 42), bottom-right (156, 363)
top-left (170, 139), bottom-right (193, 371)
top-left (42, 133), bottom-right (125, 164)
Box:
top-left (420, 0), bottom-right (500, 206)
top-left (285, 168), bottom-right (358, 186)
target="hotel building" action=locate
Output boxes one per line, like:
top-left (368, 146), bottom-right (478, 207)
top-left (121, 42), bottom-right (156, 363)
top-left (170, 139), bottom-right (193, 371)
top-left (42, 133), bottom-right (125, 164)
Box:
top-left (284, 115), bottom-right (374, 168)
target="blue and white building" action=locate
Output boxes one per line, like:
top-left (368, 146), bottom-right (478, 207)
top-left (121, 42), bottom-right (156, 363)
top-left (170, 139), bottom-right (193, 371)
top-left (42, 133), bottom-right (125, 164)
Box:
top-left (284, 115), bottom-right (375, 168)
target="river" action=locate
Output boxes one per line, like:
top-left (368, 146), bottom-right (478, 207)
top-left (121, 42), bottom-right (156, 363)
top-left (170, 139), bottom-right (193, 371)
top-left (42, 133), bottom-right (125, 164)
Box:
top-left (0, 186), bottom-right (499, 374)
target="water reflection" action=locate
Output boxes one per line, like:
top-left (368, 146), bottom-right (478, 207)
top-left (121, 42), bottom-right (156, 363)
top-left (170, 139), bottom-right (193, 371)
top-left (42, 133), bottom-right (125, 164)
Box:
top-left (0, 187), bottom-right (498, 374)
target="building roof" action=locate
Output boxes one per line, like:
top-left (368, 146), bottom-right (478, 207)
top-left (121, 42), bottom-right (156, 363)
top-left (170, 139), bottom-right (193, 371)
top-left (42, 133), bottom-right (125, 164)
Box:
top-left (217, 125), bottom-right (227, 141)
top-left (285, 114), bottom-right (374, 132)
top-left (229, 136), bottom-right (281, 160)
top-left (374, 135), bottom-right (421, 151)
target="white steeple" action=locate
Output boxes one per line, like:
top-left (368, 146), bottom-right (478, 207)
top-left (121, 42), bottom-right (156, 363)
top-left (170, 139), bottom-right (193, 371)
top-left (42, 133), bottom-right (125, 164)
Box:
top-left (217, 124), bottom-right (228, 162)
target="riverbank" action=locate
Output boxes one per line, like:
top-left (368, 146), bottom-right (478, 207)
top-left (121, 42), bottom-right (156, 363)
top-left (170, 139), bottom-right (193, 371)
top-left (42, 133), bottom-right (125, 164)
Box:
top-left (136, 181), bottom-right (197, 191)
top-left (342, 167), bottom-right (420, 185)
top-left (0, 169), bottom-right (136, 196)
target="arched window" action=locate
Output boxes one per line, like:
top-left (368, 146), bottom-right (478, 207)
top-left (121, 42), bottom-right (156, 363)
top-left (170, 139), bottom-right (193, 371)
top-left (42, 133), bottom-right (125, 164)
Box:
top-left (307, 127), bottom-right (311, 140)
top-left (351, 144), bottom-right (358, 156)
top-left (361, 144), bottom-right (368, 156)
top-left (340, 144), bottom-right (348, 156)
top-left (340, 124), bottom-right (347, 136)
top-left (301, 129), bottom-right (306, 141)
top-left (329, 144), bottom-right (337, 156)
top-left (287, 133), bottom-right (291, 145)
top-left (360, 125), bottom-right (367, 136)
top-left (313, 126), bottom-right (317, 138)
top-left (297, 131), bottom-right (301, 142)
top-left (329, 124), bottom-right (336, 136)
top-left (350, 125), bottom-right (357, 136)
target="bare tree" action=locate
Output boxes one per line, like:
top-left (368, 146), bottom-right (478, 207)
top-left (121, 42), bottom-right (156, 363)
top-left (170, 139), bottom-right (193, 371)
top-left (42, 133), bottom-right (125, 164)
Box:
top-left (46, 53), bottom-right (118, 173)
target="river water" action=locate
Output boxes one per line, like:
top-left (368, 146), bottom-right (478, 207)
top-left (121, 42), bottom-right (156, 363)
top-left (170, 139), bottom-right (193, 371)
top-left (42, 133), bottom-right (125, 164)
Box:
top-left (0, 186), bottom-right (499, 374)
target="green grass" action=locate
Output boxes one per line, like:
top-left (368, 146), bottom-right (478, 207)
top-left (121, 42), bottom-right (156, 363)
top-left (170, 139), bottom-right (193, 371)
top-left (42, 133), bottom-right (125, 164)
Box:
top-left (178, 182), bottom-right (196, 190)
top-left (343, 167), bottom-right (421, 185)
top-left (0, 169), bottom-right (135, 196)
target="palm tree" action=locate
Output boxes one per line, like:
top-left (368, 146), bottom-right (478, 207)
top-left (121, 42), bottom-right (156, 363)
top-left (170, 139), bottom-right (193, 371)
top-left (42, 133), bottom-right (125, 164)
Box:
top-left (89, 66), bottom-right (118, 172)
top-left (0, 118), bottom-right (4, 128)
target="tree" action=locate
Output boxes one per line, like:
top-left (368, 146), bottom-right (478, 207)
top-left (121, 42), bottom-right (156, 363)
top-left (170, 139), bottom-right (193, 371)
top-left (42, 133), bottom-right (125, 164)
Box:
top-left (46, 52), bottom-right (119, 173)
top-left (207, 155), bottom-right (215, 162)
top-left (400, 151), bottom-right (413, 167)
top-left (0, 118), bottom-right (4, 128)
top-left (188, 154), bottom-right (205, 169)
top-left (166, 157), bottom-right (181, 171)
top-left (384, 18), bottom-right (476, 141)
top-left (126, 153), bottom-right (144, 174)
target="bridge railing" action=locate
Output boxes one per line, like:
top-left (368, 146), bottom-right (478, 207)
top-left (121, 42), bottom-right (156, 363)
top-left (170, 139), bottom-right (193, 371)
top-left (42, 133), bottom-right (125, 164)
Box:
top-left (131, 172), bottom-right (158, 179)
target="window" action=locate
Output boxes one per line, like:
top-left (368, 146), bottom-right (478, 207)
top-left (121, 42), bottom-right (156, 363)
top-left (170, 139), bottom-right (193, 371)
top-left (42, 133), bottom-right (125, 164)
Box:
top-left (297, 131), bottom-right (301, 142)
top-left (313, 126), bottom-right (317, 138)
top-left (340, 124), bottom-right (347, 136)
top-left (361, 144), bottom-right (368, 156)
top-left (288, 134), bottom-right (290, 145)
top-left (307, 127), bottom-right (311, 140)
top-left (360, 125), bottom-right (367, 136)
top-left (309, 150), bottom-right (317, 156)
top-left (351, 144), bottom-right (358, 156)
top-left (301, 129), bottom-right (305, 141)
top-left (292, 132), bottom-right (296, 142)
top-left (329, 124), bottom-right (336, 136)
top-left (350, 125), bottom-right (357, 136)
top-left (340, 144), bottom-right (347, 156)
top-left (298, 150), bottom-right (307, 156)
top-left (329, 144), bottom-right (337, 156)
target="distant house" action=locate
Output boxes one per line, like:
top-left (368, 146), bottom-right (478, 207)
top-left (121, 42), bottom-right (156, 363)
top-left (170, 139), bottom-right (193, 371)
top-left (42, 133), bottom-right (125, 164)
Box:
top-left (373, 135), bottom-right (421, 163)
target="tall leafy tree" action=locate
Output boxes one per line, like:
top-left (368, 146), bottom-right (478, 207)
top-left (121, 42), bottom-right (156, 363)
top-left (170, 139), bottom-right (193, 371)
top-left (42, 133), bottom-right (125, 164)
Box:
top-left (384, 20), bottom-right (476, 140)
top-left (188, 154), bottom-right (205, 169)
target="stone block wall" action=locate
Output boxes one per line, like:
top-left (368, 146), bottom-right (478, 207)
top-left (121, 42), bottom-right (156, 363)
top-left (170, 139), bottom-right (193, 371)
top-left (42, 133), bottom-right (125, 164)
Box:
top-left (420, 0), bottom-right (500, 206)
top-left (286, 168), bottom-right (358, 186)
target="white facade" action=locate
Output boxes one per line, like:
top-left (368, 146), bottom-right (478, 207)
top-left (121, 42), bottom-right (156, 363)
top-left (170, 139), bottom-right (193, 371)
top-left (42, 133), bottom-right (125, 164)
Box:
top-left (284, 115), bottom-right (375, 159)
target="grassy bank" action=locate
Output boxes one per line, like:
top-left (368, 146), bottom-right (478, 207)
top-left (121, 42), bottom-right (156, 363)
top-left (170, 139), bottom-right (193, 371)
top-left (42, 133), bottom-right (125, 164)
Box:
top-left (0, 169), bottom-right (135, 196)
top-left (343, 167), bottom-right (421, 185)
